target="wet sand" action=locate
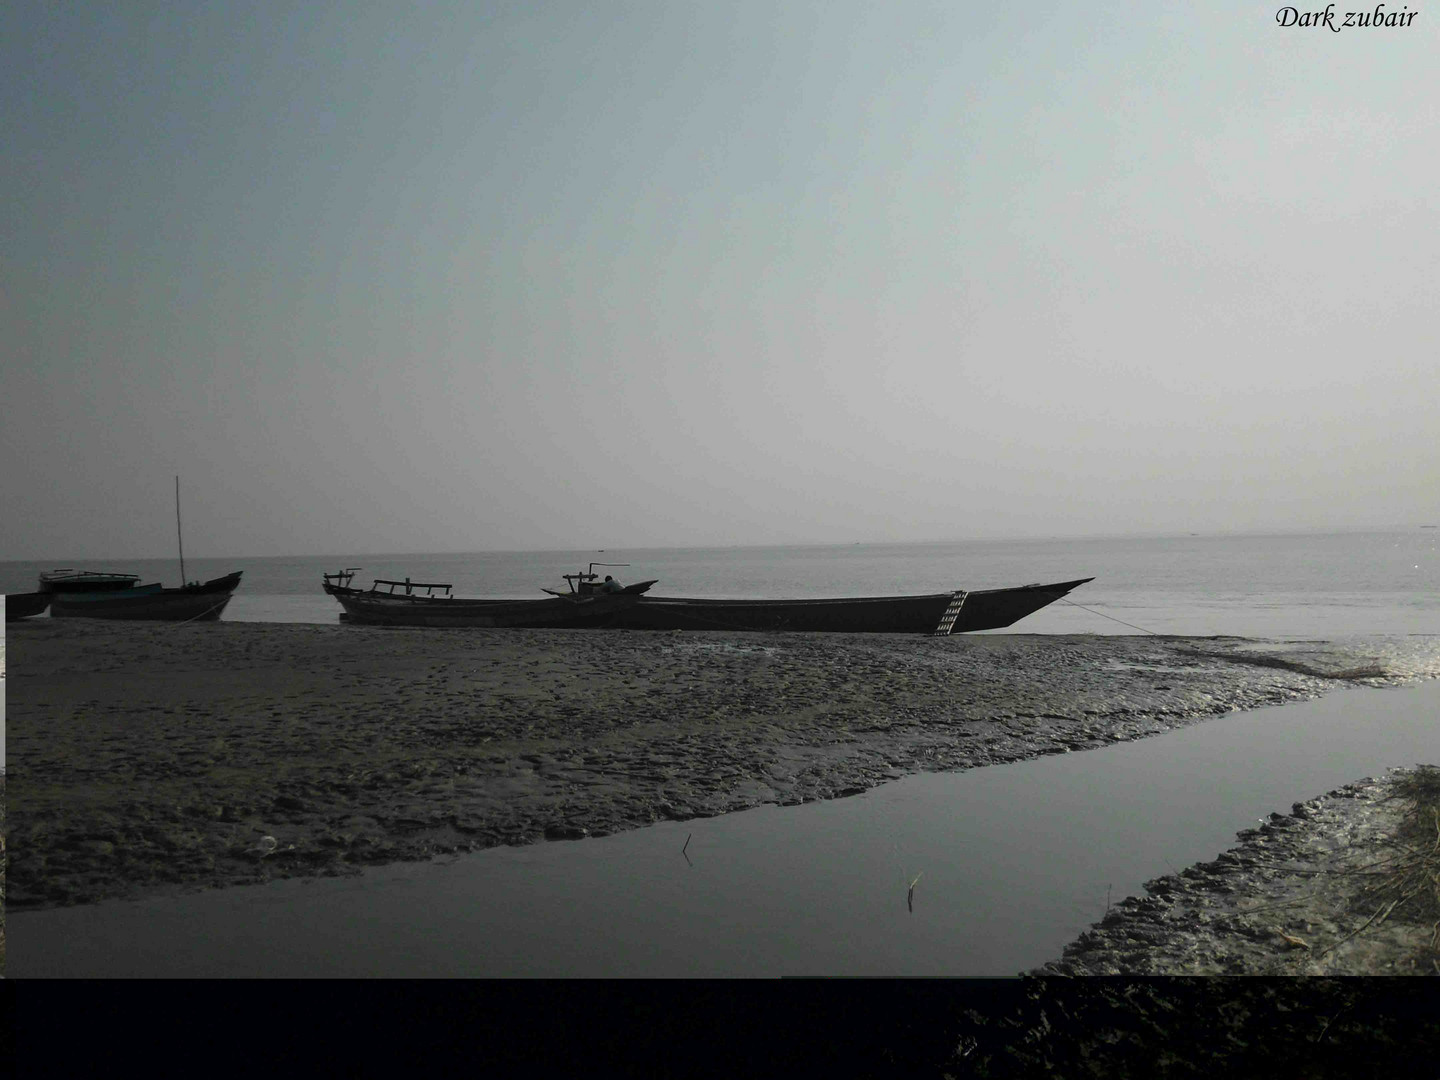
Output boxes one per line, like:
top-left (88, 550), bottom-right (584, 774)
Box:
top-left (1035, 767), bottom-right (1440, 975)
top-left (8, 618), bottom-right (1418, 915)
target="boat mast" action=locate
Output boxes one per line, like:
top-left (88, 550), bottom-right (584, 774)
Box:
top-left (175, 475), bottom-right (187, 586)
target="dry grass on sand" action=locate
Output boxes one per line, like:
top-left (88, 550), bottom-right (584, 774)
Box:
top-left (1361, 764), bottom-right (1440, 968)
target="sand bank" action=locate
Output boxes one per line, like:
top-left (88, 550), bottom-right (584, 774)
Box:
top-left (4, 619), bottom-right (1420, 910)
top-left (1035, 766), bottom-right (1440, 975)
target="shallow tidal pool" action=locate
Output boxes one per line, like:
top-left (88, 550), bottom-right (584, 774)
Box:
top-left (11, 678), bottom-right (1440, 977)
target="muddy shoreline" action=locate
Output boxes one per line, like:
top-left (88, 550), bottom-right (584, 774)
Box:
top-left (10, 619), bottom-right (1429, 917)
top-left (1035, 767), bottom-right (1440, 975)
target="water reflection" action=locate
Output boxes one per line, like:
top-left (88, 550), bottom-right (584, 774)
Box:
top-left (11, 679), bottom-right (1440, 977)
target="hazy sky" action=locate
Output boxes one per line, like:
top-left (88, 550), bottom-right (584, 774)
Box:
top-left (4, 2), bottom-right (1436, 559)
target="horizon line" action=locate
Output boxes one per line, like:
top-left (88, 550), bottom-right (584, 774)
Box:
top-left (2, 523), bottom-right (1429, 565)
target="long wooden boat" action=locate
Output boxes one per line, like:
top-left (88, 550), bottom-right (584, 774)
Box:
top-left (39, 569), bottom-right (142, 593)
top-left (322, 567), bottom-right (1092, 634)
top-left (48, 571), bottom-right (243, 622)
top-left (5, 591), bottom-right (52, 620)
top-left (322, 569), bottom-right (653, 628)
top-left (607, 578), bottom-right (1095, 634)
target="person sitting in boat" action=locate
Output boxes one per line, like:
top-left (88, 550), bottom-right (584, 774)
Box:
top-left (599, 575), bottom-right (625, 594)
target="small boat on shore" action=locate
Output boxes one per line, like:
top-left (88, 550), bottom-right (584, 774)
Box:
top-left (38, 570), bottom-right (142, 593)
top-left (6, 591), bottom-right (52, 620)
top-left (46, 478), bottom-right (243, 622)
top-left (48, 572), bottom-right (243, 622)
top-left (322, 565), bottom-right (1093, 634)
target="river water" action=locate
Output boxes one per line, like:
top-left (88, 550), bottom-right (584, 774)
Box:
top-left (10, 677), bottom-right (1438, 978)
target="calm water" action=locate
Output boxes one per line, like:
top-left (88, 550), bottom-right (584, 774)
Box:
top-left (11, 678), bottom-right (1439, 978)
top-left (3, 528), bottom-right (1438, 638)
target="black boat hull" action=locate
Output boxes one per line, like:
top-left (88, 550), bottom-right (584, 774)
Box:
top-left (606, 578), bottom-right (1094, 634)
top-left (5, 591), bottom-right (52, 620)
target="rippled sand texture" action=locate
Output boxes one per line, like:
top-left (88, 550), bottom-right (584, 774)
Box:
top-left (7, 619), bottom-right (1433, 909)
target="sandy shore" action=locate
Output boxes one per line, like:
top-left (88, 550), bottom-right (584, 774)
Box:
top-left (10, 617), bottom-right (1425, 916)
top-left (1034, 767), bottom-right (1440, 975)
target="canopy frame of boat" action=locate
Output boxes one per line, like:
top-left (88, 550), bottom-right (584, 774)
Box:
top-left (323, 569), bottom-right (455, 597)
top-left (555, 562), bottom-right (632, 596)
top-left (38, 569), bottom-right (142, 593)
top-left (374, 577), bottom-right (453, 597)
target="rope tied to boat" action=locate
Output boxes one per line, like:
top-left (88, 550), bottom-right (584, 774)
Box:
top-left (173, 598), bottom-right (231, 626)
top-left (1057, 598), bottom-right (1166, 636)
